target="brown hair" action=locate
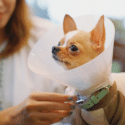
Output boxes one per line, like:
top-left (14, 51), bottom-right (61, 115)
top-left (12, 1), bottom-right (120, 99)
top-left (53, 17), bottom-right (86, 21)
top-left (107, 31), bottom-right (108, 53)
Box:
top-left (1, 0), bottom-right (32, 59)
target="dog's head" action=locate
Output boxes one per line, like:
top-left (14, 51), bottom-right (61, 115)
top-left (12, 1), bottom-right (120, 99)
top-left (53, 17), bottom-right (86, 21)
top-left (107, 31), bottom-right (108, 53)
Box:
top-left (52, 15), bottom-right (105, 69)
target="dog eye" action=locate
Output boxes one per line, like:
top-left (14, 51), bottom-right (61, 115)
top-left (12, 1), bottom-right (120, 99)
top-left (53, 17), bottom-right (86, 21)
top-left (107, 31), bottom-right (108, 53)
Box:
top-left (70, 45), bottom-right (78, 51)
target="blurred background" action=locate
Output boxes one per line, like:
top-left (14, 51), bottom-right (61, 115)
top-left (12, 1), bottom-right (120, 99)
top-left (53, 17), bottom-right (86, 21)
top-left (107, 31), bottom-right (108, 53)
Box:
top-left (26, 0), bottom-right (125, 73)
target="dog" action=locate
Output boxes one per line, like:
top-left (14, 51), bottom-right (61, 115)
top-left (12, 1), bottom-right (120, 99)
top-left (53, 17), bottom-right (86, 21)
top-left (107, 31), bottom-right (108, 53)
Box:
top-left (52, 14), bottom-right (105, 70)
top-left (52, 15), bottom-right (125, 125)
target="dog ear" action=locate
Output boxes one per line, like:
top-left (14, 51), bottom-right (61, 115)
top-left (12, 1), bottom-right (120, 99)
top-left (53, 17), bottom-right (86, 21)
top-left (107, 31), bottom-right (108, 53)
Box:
top-left (91, 15), bottom-right (105, 52)
top-left (63, 14), bottom-right (77, 34)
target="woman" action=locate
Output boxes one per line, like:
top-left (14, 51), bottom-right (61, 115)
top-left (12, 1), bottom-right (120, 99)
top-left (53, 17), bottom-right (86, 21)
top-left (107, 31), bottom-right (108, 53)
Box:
top-left (0, 0), bottom-right (76, 124)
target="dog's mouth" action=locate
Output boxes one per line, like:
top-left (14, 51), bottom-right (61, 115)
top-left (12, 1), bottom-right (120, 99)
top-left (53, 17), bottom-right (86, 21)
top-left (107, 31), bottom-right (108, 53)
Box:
top-left (52, 54), bottom-right (70, 65)
top-left (53, 54), bottom-right (59, 60)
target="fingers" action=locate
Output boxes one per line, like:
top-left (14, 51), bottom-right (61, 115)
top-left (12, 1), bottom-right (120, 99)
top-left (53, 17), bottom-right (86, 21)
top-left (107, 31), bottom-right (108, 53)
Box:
top-left (25, 92), bottom-right (77, 125)
top-left (30, 92), bottom-right (75, 102)
top-left (27, 100), bottom-right (75, 111)
top-left (29, 111), bottom-right (71, 121)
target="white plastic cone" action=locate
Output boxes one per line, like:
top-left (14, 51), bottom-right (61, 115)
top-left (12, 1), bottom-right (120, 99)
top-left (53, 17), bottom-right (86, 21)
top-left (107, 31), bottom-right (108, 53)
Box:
top-left (28, 15), bottom-right (115, 96)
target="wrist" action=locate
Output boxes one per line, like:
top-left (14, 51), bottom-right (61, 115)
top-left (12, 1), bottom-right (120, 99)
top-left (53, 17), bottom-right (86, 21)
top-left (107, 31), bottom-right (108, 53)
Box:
top-left (0, 107), bottom-right (14, 125)
top-left (0, 102), bottom-right (25, 125)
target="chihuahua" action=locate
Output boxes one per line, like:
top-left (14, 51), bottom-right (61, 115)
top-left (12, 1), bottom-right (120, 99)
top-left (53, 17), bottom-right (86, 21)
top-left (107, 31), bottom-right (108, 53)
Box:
top-left (51, 15), bottom-right (125, 125)
top-left (52, 14), bottom-right (105, 70)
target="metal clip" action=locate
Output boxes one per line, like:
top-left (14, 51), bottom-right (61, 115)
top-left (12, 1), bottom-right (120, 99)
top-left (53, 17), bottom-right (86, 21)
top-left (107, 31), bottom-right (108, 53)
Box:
top-left (76, 99), bottom-right (85, 104)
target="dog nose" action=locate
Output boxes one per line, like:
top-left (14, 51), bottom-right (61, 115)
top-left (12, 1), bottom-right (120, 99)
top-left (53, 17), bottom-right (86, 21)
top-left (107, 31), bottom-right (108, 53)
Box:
top-left (52, 46), bottom-right (60, 54)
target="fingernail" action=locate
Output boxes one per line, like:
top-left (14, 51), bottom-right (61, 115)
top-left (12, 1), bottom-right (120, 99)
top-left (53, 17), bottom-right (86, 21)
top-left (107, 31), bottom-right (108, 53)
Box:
top-left (69, 111), bottom-right (73, 115)
top-left (68, 97), bottom-right (73, 101)
top-left (70, 105), bottom-right (76, 109)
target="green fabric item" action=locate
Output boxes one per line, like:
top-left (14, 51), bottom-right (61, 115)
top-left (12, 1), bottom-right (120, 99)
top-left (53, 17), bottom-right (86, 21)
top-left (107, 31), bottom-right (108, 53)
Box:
top-left (80, 85), bottom-right (111, 110)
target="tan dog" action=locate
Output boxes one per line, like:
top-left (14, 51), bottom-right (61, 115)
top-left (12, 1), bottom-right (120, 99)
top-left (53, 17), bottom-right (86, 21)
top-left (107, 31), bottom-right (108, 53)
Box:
top-left (52, 15), bottom-right (125, 125)
top-left (52, 14), bottom-right (105, 69)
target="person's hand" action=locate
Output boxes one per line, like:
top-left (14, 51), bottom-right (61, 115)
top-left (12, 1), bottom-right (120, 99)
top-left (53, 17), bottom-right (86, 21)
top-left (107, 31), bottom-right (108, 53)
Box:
top-left (0, 92), bottom-right (76, 125)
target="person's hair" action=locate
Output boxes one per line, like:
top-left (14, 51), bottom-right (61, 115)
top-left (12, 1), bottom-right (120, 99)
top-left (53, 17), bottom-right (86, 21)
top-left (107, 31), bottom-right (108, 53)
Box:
top-left (1, 0), bottom-right (32, 59)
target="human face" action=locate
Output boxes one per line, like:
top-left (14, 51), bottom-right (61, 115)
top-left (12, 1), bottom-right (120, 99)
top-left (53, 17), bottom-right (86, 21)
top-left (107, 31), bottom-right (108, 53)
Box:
top-left (0, 0), bottom-right (16, 29)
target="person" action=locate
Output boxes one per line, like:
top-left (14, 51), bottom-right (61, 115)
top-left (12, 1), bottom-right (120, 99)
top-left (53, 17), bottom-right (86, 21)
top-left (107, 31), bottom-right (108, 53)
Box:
top-left (0, 0), bottom-right (76, 124)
